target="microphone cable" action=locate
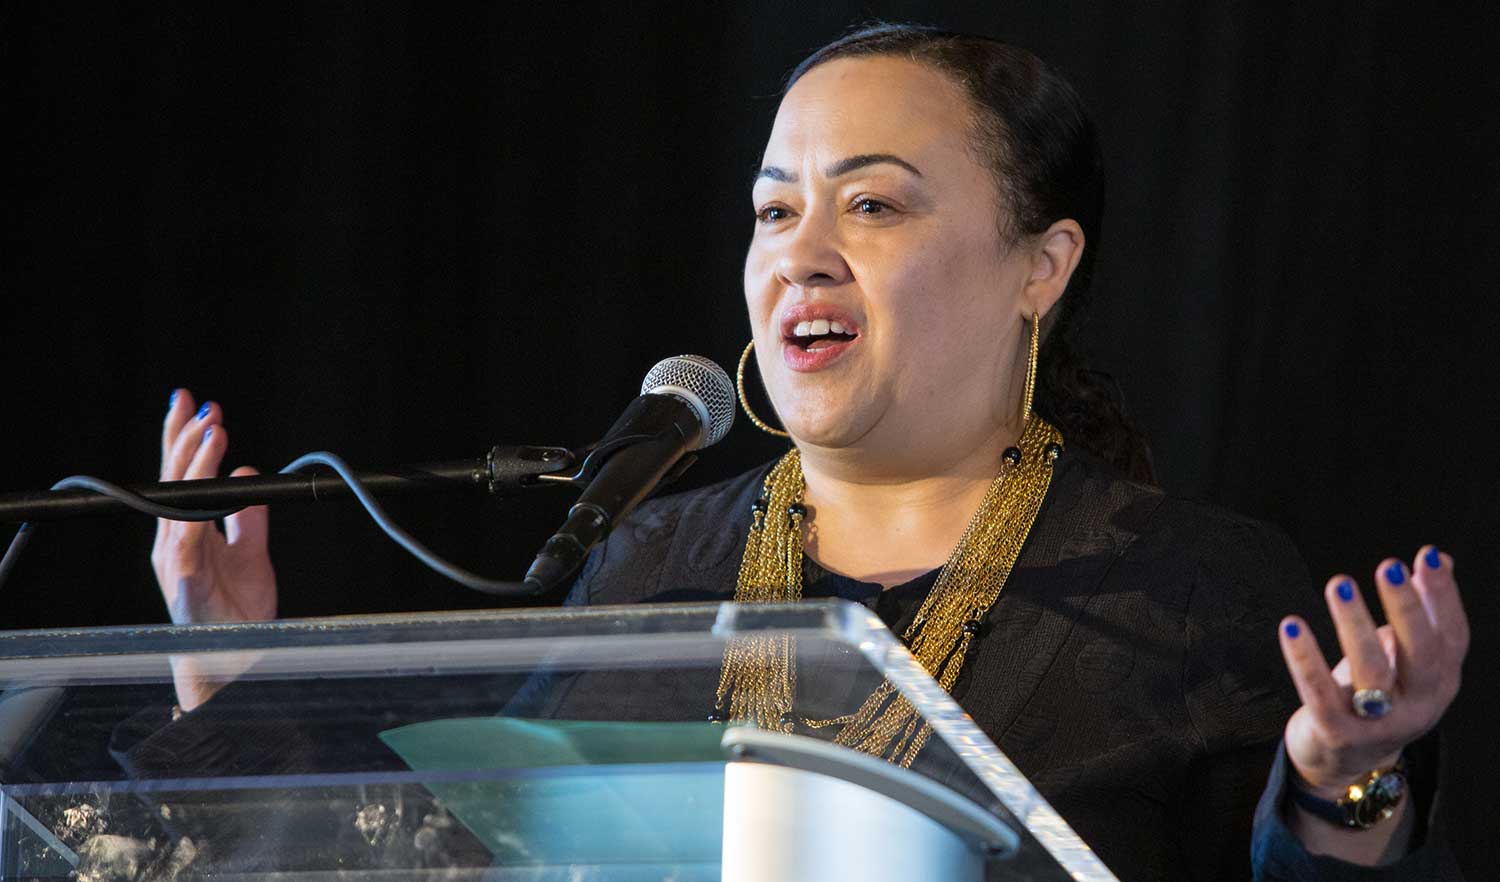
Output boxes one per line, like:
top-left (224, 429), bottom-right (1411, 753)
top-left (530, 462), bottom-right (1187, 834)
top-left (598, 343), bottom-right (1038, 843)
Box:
top-left (0, 451), bottom-right (537, 600)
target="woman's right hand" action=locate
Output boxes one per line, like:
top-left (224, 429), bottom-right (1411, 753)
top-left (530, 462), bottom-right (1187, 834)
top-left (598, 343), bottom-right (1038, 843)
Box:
top-left (152, 389), bottom-right (277, 710)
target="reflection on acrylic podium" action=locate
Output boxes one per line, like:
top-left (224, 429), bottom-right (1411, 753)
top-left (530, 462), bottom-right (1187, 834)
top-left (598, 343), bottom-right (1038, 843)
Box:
top-left (0, 600), bottom-right (1118, 881)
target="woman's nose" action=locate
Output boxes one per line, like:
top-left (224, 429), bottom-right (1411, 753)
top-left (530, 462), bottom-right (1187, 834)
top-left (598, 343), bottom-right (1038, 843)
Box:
top-left (774, 216), bottom-right (853, 289)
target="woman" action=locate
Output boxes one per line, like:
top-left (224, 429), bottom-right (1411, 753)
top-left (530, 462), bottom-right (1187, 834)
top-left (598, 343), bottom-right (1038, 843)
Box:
top-left (147, 25), bottom-right (1467, 881)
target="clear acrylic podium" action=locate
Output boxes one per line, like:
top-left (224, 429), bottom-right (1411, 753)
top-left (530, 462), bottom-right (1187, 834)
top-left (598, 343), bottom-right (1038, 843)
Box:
top-left (0, 600), bottom-right (1118, 881)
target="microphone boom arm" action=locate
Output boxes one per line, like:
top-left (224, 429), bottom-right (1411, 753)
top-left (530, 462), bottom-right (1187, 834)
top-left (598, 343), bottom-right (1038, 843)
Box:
top-left (0, 445), bottom-right (577, 524)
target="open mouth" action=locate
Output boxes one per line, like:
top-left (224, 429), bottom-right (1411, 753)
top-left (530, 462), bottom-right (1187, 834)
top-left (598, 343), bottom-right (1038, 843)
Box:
top-left (785, 318), bottom-right (859, 351)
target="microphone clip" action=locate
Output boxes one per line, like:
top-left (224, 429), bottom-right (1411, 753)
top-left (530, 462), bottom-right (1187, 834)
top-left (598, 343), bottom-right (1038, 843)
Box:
top-left (533, 433), bottom-right (699, 494)
top-left (481, 445), bottom-right (581, 495)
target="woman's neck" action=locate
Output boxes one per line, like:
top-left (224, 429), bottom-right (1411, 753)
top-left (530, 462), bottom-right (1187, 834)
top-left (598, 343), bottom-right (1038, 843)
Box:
top-left (796, 420), bottom-right (1020, 589)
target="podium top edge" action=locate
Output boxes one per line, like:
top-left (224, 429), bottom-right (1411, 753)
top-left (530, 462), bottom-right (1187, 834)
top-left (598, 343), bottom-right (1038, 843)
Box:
top-left (0, 599), bottom-right (889, 661)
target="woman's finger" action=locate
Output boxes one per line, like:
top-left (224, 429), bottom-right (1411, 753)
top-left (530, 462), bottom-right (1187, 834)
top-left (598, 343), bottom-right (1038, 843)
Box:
top-left (1412, 546), bottom-right (1469, 660)
top-left (1278, 616), bottom-right (1344, 724)
top-left (155, 390), bottom-right (203, 566)
top-left (183, 422), bottom-right (228, 481)
top-left (172, 423), bottom-right (230, 549)
top-left (224, 465), bottom-right (269, 551)
top-left (1323, 574), bottom-right (1393, 694)
top-left (1373, 558), bottom-right (1440, 695)
top-left (163, 401), bottom-right (220, 483)
top-left (161, 388), bottom-right (196, 477)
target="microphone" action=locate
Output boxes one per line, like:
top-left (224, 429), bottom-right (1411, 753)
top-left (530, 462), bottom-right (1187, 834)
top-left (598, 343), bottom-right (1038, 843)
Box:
top-left (524, 355), bottom-right (735, 593)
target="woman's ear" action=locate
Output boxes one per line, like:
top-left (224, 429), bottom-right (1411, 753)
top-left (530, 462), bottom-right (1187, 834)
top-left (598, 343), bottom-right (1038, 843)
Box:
top-left (1024, 219), bottom-right (1085, 319)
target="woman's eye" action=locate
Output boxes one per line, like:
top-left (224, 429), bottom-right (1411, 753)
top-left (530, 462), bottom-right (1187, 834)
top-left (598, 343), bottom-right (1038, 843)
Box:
top-left (756, 206), bottom-right (791, 224)
top-left (852, 198), bottom-right (892, 216)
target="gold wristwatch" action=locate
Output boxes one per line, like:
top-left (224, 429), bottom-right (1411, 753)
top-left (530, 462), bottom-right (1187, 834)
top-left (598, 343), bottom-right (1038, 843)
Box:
top-left (1288, 757), bottom-right (1407, 830)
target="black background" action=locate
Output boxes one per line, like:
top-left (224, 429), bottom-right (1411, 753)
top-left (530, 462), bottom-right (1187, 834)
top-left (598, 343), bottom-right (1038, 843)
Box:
top-left (3, 1), bottom-right (1496, 870)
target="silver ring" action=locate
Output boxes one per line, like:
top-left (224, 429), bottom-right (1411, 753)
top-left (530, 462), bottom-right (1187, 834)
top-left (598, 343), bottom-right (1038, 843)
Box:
top-left (1352, 688), bottom-right (1393, 719)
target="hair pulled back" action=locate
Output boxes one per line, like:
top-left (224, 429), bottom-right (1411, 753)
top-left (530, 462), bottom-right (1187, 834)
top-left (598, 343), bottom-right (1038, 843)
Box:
top-left (788, 24), bottom-right (1155, 483)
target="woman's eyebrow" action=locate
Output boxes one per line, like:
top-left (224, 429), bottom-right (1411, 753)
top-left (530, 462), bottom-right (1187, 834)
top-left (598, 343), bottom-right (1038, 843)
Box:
top-left (825, 153), bottom-right (923, 178)
top-left (752, 153), bottom-right (924, 188)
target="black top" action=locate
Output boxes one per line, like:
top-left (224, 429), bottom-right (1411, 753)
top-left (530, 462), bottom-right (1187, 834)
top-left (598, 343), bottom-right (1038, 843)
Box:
top-left (109, 445), bottom-right (1462, 881)
top-left (800, 557), bottom-right (940, 630)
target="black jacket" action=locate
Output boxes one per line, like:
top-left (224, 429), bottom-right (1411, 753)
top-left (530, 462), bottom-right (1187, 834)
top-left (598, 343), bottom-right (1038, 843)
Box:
top-left (548, 444), bottom-right (1459, 881)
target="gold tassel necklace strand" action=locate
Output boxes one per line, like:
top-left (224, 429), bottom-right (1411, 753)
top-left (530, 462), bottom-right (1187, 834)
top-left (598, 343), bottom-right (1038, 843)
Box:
top-left (713, 414), bottom-right (1064, 766)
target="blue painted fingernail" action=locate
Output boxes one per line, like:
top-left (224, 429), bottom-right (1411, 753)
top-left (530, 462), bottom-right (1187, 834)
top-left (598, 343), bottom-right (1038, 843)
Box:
top-left (195, 403), bottom-right (211, 420)
top-left (1284, 621), bottom-right (1300, 639)
top-left (169, 389), bottom-right (178, 407)
top-left (203, 427), bottom-right (214, 440)
top-left (1337, 580), bottom-right (1355, 602)
top-left (1425, 547), bottom-right (1441, 570)
top-left (1386, 562), bottom-right (1406, 585)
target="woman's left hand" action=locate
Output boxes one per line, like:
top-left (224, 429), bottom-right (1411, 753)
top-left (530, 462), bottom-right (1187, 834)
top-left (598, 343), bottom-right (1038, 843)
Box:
top-left (1278, 545), bottom-right (1469, 796)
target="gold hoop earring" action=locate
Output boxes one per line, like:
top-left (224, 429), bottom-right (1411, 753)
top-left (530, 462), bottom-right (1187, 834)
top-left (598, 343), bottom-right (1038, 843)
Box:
top-left (737, 340), bottom-right (790, 438)
top-left (1021, 310), bottom-right (1040, 425)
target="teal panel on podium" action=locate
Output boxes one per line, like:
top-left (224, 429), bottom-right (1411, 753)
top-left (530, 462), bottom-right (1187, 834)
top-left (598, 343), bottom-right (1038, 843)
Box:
top-left (381, 718), bottom-right (725, 866)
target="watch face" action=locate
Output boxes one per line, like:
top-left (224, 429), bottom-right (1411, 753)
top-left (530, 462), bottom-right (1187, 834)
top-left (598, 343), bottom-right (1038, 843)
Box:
top-left (1368, 771), bottom-right (1405, 805)
top-left (1352, 771), bottom-right (1406, 827)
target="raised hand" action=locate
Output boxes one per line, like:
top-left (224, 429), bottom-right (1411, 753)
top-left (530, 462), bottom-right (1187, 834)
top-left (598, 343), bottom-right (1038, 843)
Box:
top-left (1277, 546), bottom-right (1468, 860)
top-left (152, 389), bottom-right (278, 709)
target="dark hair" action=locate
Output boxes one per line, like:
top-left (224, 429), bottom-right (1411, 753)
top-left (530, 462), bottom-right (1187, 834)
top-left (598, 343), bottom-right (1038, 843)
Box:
top-left (788, 24), bottom-right (1156, 483)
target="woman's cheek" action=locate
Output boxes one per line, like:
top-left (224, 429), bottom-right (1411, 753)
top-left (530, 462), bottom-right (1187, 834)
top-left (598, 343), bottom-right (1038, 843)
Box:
top-left (742, 253), bottom-right (778, 326)
top-left (865, 250), bottom-right (954, 327)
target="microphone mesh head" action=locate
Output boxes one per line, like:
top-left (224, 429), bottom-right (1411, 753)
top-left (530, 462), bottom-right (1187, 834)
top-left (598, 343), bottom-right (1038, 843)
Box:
top-left (641, 355), bottom-right (735, 449)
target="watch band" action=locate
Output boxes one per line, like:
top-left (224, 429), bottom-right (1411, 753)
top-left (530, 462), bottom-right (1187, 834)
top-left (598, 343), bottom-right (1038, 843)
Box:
top-left (1289, 782), bottom-right (1361, 827)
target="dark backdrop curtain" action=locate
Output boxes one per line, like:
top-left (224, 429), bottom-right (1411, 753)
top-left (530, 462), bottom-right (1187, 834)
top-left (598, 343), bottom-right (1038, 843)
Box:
top-left (3, 1), bottom-right (1495, 870)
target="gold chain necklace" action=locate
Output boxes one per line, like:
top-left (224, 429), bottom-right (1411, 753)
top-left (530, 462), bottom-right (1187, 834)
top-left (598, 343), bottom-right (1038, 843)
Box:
top-left (712, 414), bottom-right (1064, 766)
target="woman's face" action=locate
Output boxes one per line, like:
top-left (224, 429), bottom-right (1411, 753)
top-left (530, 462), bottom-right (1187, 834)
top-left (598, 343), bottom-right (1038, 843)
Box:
top-left (744, 56), bottom-right (1035, 462)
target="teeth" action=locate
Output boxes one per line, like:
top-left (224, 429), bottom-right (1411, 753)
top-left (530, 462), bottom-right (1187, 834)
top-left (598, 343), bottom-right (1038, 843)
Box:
top-left (789, 317), bottom-right (854, 338)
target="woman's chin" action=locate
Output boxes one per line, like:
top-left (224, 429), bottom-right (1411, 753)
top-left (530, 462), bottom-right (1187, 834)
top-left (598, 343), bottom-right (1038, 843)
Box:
top-left (780, 408), bottom-right (873, 451)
